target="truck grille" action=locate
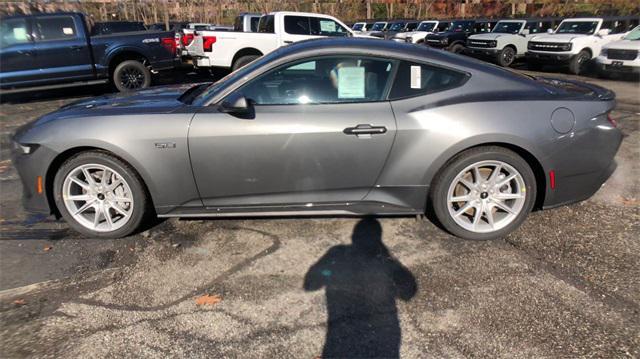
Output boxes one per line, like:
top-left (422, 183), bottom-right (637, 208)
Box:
top-left (528, 42), bottom-right (571, 52)
top-left (607, 49), bottom-right (638, 61)
top-left (467, 40), bottom-right (495, 48)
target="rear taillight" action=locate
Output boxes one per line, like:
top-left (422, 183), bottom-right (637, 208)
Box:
top-left (203, 36), bottom-right (217, 52)
top-left (607, 113), bottom-right (618, 128)
top-left (161, 37), bottom-right (176, 56)
top-left (181, 33), bottom-right (194, 46)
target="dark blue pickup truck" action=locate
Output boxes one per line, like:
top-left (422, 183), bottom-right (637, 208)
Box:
top-left (0, 12), bottom-right (178, 93)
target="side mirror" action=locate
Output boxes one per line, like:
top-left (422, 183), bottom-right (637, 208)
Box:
top-left (597, 29), bottom-right (610, 36)
top-left (219, 93), bottom-right (253, 117)
top-left (547, 28), bottom-right (554, 34)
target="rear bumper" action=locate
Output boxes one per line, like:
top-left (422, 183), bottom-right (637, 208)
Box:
top-left (526, 51), bottom-right (574, 63)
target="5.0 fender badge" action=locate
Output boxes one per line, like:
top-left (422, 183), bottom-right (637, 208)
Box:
top-left (155, 142), bottom-right (176, 149)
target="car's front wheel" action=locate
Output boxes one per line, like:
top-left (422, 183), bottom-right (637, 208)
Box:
top-left (430, 146), bottom-right (536, 240)
top-left (497, 46), bottom-right (516, 67)
top-left (53, 151), bottom-right (149, 238)
top-left (113, 60), bottom-right (151, 92)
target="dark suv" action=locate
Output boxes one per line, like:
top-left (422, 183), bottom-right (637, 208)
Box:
top-left (424, 19), bottom-right (496, 53)
top-left (370, 20), bottom-right (419, 40)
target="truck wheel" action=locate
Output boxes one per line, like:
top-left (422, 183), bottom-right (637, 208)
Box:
top-left (569, 50), bottom-right (591, 75)
top-left (232, 55), bottom-right (260, 71)
top-left (449, 44), bottom-right (465, 54)
top-left (497, 46), bottom-right (516, 67)
top-left (113, 60), bottom-right (151, 92)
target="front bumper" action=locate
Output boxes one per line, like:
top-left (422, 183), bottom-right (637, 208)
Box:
top-left (465, 47), bottom-right (500, 58)
top-left (10, 139), bottom-right (56, 215)
top-left (526, 51), bottom-right (574, 63)
top-left (595, 56), bottom-right (640, 74)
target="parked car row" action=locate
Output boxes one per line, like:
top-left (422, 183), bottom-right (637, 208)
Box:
top-left (353, 16), bottom-right (640, 76)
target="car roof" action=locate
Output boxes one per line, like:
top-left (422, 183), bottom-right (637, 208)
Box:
top-left (561, 18), bottom-right (603, 22)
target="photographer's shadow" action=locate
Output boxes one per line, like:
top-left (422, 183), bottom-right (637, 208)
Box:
top-left (304, 218), bottom-right (417, 358)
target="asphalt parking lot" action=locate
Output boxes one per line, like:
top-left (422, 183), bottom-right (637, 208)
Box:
top-left (0, 68), bottom-right (638, 358)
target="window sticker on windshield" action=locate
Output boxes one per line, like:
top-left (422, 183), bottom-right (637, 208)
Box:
top-left (411, 66), bottom-right (421, 89)
top-left (289, 61), bottom-right (316, 71)
top-left (338, 66), bottom-right (365, 99)
top-left (13, 27), bottom-right (27, 40)
top-left (320, 20), bottom-right (336, 33)
top-left (63, 27), bottom-right (74, 35)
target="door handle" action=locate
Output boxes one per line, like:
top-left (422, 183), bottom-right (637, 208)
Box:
top-left (344, 124), bottom-right (387, 136)
top-left (283, 40), bottom-right (293, 44)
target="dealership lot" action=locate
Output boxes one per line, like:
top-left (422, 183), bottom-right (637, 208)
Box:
top-left (0, 70), bottom-right (638, 357)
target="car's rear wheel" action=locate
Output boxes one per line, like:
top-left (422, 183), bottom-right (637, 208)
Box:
top-left (53, 151), bottom-right (149, 238)
top-left (497, 46), bottom-right (516, 67)
top-left (450, 43), bottom-right (465, 54)
top-left (232, 55), bottom-right (260, 71)
top-left (430, 146), bottom-right (536, 240)
top-left (113, 60), bottom-right (151, 92)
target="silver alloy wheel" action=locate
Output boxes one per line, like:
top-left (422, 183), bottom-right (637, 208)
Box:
top-left (62, 164), bottom-right (134, 232)
top-left (446, 160), bottom-right (526, 233)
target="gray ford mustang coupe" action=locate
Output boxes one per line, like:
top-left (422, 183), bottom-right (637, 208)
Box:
top-left (12, 38), bottom-right (621, 240)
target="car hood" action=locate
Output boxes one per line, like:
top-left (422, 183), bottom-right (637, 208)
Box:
top-left (603, 38), bottom-right (640, 50)
top-left (530, 33), bottom-right (587, 43)
top-left (24, 83), bottom-right (201, 130)
top-left (468, 33), bottom-right (509, 40)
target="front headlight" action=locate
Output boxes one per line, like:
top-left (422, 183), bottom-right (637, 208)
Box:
top-left (489, 40), bottom-right (497, 48)
top-left (561, 43), bottom-right (572, 51)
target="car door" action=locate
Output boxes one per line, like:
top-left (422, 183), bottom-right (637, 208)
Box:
top-left (0, 17), bottom-right (39, 87)
top-left (189, 55), bottom-right (398, 208)
top-left (33, 14), bottom-right (94, 83)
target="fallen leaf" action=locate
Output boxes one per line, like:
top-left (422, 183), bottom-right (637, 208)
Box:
top-left (195, 294), bottom-right (222, 306)
top-left (13, 299), bottom-right (26, 306)
top-left (43, 246), bottom-right (53, 252)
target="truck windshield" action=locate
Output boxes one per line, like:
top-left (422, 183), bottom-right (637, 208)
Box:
top-left (417, 22), bottom-right (436, 32)
top-left (449, 21), bottom-right (474, 32)
top-left (492, 22), bottom-right (523, 34)
top-left (388, 23), bottom-right (405, 31)
top-left (556, 21), bottom-right (599, 35)
top-left (624, 26), bottom-right (640, 40)
top-left (371, 22), bottom-right (386, 31)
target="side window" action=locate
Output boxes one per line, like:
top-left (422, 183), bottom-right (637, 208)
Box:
top-left (258, 15), bottom-right (275, 33)
top-left (389, 61), bottom-right (468, 100)
top-left (406, 23), bottom-right (418, 31)
top-left (284, 16), bottom-right (311, 35)
top-left (239, 56), bottom-right (394, 105)
top-left (0, 18), bottom-right (30, 48)
top-left (310, 18), bottom-right (349, 37)
top-left (437, 22), bottom-right (450, 32)
top-left (250, 17), bottom-right (260, 32)
top-left (35, 16), bottom-right (78, 41)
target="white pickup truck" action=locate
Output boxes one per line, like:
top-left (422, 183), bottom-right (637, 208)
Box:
top-left (190, 11), bottom-right (361, 71)
top-left (526, 18), bottom-right (627, 74)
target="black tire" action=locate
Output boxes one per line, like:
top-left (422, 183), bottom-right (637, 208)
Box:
top-left (113, 60), bottom-right (151, 92)
top-left (569, 50), bottom-right (590, 75)
top-left (430, 146), bottom-right (537, 240)
top-left (497, 46), bottom-right (516, 67)
top-left (449, 43), bottom-right (465, 54)
top-left (53, 151), bottom-right (150, 238)
top-left (232, 55), bottom-right (260, 71)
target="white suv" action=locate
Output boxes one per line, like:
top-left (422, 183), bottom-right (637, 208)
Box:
top-left (596, 25), bottom-right (640, 76)
top-left (392, 20), bottom-right (449, 44)
top-left (466, 20), bottom-right (534, 67)
top-left (526, 18), bottom-right (626, 74)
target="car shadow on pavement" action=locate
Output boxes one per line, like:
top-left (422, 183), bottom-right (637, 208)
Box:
top-left (304, 217), bottom-right (417, 358)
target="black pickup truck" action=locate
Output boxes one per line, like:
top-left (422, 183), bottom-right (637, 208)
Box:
top-left (424, 19), bottom-right (496, 53)
top-left (0, 12), bottom-right (178, 93)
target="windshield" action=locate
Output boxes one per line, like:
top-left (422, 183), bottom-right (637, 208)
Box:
top-left (352, 23), bottom-right (364, 31)
top-left (389, 22), bottom-right (405, 32)
top-left (192, 49), bottom-right (284, 105)
top-left (417, 22), bottom-right (436, 32)
top-left (449, 21), bottom-right (474, 32)
top-left (371, 22), bottom-right (386, 31)
top-left (556, 21), bottom-right (599, 35)
top-left (493, 21), bottom-right (523, 34)
top-left (624, 26), bottom-right (640, 40)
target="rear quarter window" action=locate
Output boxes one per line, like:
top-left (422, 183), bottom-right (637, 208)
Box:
top-left (389, 61), bottom-right (469, 100)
